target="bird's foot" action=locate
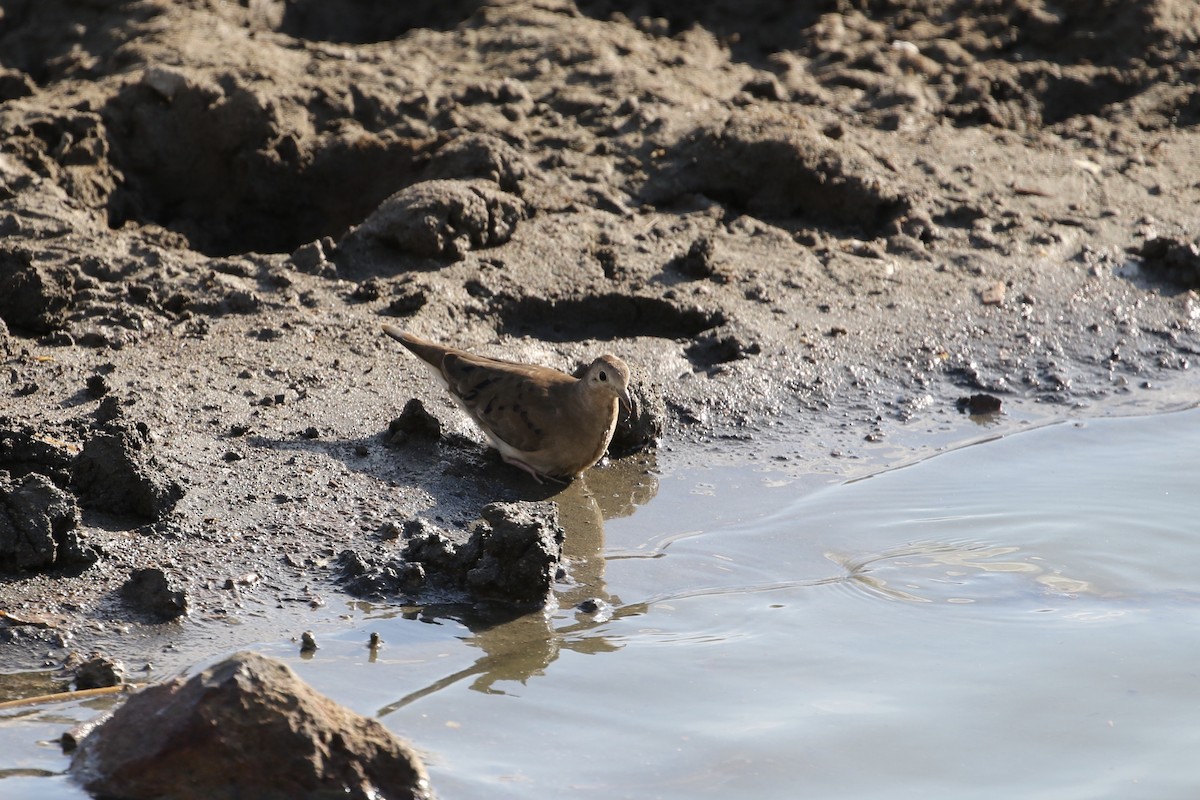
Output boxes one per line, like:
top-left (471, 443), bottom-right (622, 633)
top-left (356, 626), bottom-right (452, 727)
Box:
top-left (503, 455), bottom-right (547, 484)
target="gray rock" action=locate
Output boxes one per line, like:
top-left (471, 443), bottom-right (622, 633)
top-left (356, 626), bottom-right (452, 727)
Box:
top-left (74, 654), bottom-right (125, 690)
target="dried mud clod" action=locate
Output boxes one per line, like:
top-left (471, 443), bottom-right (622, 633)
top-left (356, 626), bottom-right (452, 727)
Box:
top-left (341, 501), bottom-right (564, 608)
top-left (0, 248), bottom-right (74, 334)
top-left (386, 399), bottom-right (444, 446)
top-left (0, 426), bottom-right (76, 485)
top-left (344, 179), bottom-right (527, 263)
top-left (424, 132), bottom-right (536, 196)
top-left (1138, 236), bottom-right (1200, 290)
top-left (0, 470), bottom-right (94, 573)
top-left (121, 567), bottom-right (188, 622)
top-left (71, 421), bottom-right (184, 521)
top-left (645, 109), bottom-right (910, 233)
top-left (608, 381), bottom-right (665, 458)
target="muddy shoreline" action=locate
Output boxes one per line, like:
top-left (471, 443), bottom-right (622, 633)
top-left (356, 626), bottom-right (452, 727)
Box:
top-left (1, 0), bottom-right (1199, 677)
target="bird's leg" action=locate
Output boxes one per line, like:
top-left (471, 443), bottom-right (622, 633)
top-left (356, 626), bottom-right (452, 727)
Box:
top-left (502, 454), bottom-right (546, 484)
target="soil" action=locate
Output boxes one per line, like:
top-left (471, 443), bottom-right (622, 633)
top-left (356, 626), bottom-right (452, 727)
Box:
top-left (1, 0), bottom-right (1198, 676)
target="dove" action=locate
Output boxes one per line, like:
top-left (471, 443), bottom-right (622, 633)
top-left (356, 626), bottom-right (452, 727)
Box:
top-left (382, 325), bottom-right (632, 483)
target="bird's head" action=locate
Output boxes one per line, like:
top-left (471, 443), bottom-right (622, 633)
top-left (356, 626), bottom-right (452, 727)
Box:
top-left (585, 355), bottom-right (633, 414)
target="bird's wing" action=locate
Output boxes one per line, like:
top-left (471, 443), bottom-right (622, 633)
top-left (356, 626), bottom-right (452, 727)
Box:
top-left (442, 353), bottom-right (569, 455)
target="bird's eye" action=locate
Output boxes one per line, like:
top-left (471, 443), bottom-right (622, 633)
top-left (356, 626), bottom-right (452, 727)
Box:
top-left (598, 370), bottom-right (608, 382)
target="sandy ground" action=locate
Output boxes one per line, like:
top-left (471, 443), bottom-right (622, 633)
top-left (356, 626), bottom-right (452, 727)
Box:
top-left (1, 0), bottom-right (1199, 676)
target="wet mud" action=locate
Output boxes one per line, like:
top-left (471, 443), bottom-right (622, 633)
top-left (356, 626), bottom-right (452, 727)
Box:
top-left (0, 0), bottom-right (1198, 672)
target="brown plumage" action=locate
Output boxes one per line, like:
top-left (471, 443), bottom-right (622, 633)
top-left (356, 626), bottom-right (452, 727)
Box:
top-left (382, 325), bottom-right (632, 482)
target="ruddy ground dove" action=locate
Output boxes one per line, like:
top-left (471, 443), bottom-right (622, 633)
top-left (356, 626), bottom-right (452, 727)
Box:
top-left (382, 325), bottom-right (632, 483)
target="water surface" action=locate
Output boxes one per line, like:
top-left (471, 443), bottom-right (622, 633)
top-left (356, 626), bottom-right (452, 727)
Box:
top-left (4, 408), bottom-right (1199, 799)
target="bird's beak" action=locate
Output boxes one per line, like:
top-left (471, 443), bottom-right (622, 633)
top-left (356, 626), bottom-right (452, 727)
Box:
top-left (619, 387), bottom-right (635, 417)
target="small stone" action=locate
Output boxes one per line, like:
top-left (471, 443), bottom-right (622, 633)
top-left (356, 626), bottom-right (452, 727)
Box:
top-left (980, 281), bottom-right (1006, 305)
top-left (956, 394), bottom-right (1003, 415)
top-left (387, 399), bottom-right (442, 444)
top-left (121, 567), bottom-right (188, 621)
top-left (74, 654), bottom-right (125, 690)
top-left (85, 374), bottom-right (110, 398)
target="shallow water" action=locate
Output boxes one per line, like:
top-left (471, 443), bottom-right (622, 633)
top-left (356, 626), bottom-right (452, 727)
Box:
top-left (5, 407), bottom-right (1200, 799)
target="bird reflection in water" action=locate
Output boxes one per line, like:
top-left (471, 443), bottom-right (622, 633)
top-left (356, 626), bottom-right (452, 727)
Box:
top-left (377, 452), bottom-right (657, 717)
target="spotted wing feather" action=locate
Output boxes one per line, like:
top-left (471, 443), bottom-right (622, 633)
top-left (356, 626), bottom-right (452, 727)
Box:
top-left (441, 352), bottom-right (567, 455)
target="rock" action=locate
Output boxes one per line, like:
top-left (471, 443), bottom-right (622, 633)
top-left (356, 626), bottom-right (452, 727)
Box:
top-left (0, 470), bottom-right (95, 572)
top-left (69, 651), bottom-right (431, 800)
top-left (74, 654), bottom-right (125, 690)
top-left (608, 382), bottom-right (664, 458)
top-left (350, 179), bottom-right (526, 260)
top-left (980, 280), bottom-right (1006, 305)
top-left (71, 422), bottom-right (184, 520)
top-left (386, 399), bottom-right (443, 445)
top-left (121, 567), bottom-right (188, 621)
top-left (956, 393), bottom-right (1003, 415)
top-left (0, 248), bottom-right (73, 333)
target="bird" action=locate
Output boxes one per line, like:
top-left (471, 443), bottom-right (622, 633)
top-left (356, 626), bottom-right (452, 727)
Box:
top-left (381, 324), bottom-right (633, 483)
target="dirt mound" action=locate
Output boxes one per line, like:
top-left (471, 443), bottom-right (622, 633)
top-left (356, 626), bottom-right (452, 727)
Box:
top-left (643, 108), bottom-right (910, 231)
top-left (102, 67), bottom-right (430, 256)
